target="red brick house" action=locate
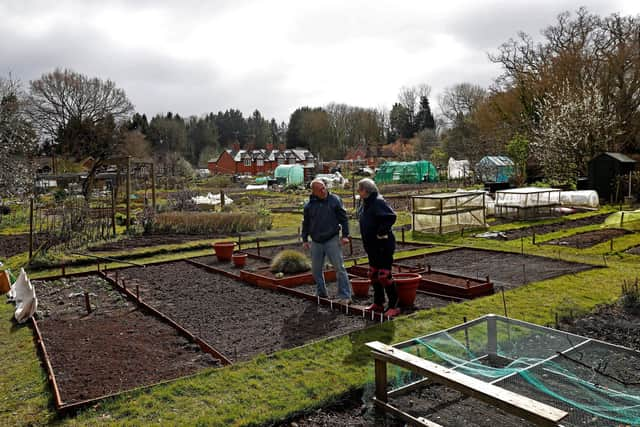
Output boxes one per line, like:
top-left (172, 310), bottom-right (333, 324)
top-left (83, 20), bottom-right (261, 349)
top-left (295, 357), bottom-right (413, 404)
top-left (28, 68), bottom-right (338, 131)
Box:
top-left (208, 143), bottom-right (316, 175)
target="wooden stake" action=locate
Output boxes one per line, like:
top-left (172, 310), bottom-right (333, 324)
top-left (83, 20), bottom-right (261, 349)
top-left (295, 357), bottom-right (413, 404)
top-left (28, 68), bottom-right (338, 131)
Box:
top-left (501, 287), bottom-right (508, 318)
top-left (84, 292), bottom-right (92, 314)
top-left (136, 285), bottom-right (140, 301)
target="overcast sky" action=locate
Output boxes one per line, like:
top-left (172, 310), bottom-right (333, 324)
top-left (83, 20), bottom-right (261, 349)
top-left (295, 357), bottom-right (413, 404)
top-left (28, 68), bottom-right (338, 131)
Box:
top-left (2, 0), bottom-right (639, 123)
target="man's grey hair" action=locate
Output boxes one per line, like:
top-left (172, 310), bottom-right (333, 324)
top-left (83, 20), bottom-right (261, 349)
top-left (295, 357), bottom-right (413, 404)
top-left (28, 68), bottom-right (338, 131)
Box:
top-left (357, 178), bottom-right (378, 195)
top-left (310, 178), bottom-right (326, 188)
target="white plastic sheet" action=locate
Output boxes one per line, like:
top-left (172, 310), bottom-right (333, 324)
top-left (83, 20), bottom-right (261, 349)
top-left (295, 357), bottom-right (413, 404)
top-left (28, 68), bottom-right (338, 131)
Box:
top-left (11, 268), bottom-right (37, 323)
top-left (192, 192), bottom-right (234, 205)
top-left (559, 190), bottom-right (599, 208)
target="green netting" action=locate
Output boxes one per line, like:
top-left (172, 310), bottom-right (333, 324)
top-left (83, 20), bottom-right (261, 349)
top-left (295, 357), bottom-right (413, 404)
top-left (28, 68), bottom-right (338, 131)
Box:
top-left (393, 333), bottom-right (640, 425)
top-left (375, 160), bottom-right (439, 184)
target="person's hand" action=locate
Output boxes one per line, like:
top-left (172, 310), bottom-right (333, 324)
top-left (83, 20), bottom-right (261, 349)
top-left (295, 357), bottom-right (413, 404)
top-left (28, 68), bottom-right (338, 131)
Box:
top-left (376, 234), bottom-right (388, 240)
top-left (341, 237), bottom-right (350, 245)
top-left (303, 241), bottom-right (310, 250)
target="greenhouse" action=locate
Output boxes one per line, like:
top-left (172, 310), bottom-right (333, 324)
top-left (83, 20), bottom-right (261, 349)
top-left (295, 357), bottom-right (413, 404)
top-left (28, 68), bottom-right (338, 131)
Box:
top-left (494, 187), bottom-right (561, 219)
top-left (411, 191), bottom-right (486, 234)
top-left (273, 164), bottom-right (304, 186)
top-left (375, 160), bottom-right (439, 184)
top-left (476, 156), bottom-right (514, 183)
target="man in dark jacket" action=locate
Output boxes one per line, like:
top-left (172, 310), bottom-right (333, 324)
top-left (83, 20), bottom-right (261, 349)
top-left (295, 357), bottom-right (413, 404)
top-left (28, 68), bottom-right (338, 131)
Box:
top-left (357, 178), bottom-right (400, 317)
top-left (301, 179), bottom-right (352, 303)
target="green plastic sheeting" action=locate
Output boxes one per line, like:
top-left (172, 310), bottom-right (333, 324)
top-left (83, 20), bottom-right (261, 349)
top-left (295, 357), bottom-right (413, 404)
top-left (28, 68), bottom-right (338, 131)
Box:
top-left (274, 164), bottom-right (304, 186)
top-left (375, 160), bottom-right (439, 184)
top-left (255, 176), bottom-right (269, 184)
top-left (605, 209), bottom-right (640, 226)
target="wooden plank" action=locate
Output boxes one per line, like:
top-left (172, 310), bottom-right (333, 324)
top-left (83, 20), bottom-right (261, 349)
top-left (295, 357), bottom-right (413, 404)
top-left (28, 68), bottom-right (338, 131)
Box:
top-left (375, 359), bottom-right (388, 403)
top-left (366, 341), bottom-right (567, 426)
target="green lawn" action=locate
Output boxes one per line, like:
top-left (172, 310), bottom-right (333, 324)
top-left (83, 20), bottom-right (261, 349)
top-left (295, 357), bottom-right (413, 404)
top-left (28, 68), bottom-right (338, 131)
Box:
top-left (1, 207), bottom-right (639, 426)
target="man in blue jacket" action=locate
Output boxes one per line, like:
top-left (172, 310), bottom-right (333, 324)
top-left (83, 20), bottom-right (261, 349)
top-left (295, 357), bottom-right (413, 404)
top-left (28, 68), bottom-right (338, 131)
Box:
top-left (302, 179), bottom-right (352, 304)
top-left (357, 178), bottom-right (400, 317)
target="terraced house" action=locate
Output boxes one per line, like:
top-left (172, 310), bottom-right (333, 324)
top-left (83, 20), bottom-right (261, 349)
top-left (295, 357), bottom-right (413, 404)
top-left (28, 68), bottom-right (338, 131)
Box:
top-left (207, 143), bottom-right (315, 175)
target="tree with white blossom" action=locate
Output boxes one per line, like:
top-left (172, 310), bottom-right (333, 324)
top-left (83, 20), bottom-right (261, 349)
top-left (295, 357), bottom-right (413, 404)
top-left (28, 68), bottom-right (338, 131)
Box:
top-left (531, 80), bottom-right (615, 184)
top-left (0, 76), bottom-right (37, 198)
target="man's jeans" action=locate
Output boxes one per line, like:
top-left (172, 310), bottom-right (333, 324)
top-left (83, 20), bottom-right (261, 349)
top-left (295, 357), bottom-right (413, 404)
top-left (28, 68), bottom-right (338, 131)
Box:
top-left (310, 235), bottom-right (352, 299)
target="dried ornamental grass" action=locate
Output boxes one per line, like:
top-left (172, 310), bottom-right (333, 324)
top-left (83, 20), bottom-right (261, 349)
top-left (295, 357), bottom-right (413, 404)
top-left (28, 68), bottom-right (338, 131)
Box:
top-left (270, 249), bottom-right (311, 274)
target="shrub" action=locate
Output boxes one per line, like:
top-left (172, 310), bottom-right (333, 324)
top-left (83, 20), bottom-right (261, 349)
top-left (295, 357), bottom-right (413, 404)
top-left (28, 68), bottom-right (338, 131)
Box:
top-left (621, 278), bottom-right (640, 315)
top-left (270, 249), bottom-right (311, 274)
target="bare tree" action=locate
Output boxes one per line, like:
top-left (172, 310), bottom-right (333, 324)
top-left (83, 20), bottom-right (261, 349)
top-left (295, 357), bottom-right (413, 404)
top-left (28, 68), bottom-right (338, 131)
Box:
top-left (28, 68), bottom-right (134, 141)
top-left (438, 83), bottom-right (487, 126)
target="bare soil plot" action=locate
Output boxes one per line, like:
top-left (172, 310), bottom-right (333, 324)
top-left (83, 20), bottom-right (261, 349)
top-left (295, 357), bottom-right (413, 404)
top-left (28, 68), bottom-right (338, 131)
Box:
top-left (0, 233), bottom-right (30, 259)
top-left (86, 233), bottom-right (212, 252)
top-left (484, 213), bottom-right (611, 241)
top-left (116, 261), bottom-right (375, 362)
top-left (394, 248), bottom-right (595, 289)
top-left (34, 275), bottom-right (218, 406)
top-left (544, 228), bottom-right (631, 249)
top-left (626, 245), bottom-right (640, 255)
top-left (240, 239), bottom-right (429, 261)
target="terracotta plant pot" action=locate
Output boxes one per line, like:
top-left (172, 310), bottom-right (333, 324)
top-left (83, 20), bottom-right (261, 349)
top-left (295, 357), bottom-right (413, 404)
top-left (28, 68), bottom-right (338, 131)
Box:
top-left (394, 272), bottom-right (421, 307)
top-left (213, 242), bottom-right (235, 262)
top-left (232, 252), bottom-right (248, 268)
top-left (351, 278), bottom-right (371, 297)
top-left (0, 271), bottom-right (10, 294)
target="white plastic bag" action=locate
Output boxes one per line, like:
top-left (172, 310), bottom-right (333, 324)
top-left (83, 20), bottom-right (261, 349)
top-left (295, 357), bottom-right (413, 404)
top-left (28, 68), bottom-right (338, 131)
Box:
top-left (12, 268), bottom-right (38, 323)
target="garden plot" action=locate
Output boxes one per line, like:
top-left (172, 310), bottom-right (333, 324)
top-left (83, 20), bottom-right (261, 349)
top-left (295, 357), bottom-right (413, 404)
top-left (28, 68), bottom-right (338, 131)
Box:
top-left (240, 238), bottom-right (429, 261)
top-left (33, 275), bottom-right (218, 407)
top-left (115, 261), bottom-right (375, 362)
top-left (0, 233), bottom-right (31, 259)
top-left (544, 228), bottom-right (632, 248)
top-left (483, 213), bottom-right (611, 241)
top-left (394, 248), bottom-right (595, 289)
top-left (86, 233), bottom-right (211, 252)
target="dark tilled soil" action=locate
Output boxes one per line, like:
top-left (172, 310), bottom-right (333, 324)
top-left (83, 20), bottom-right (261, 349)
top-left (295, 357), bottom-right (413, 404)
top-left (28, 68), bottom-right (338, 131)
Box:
top-left (560, 303), bottom-right (640, 351)
top-left (485, 213), bottom-right (611, 241)
top-left (0, 233), bottom-right (30, 259)
top-left (241, 239), bottom-right (429, 261)
top-left (394, 248), bottom-right (595, 289)
top-left (115, 261), bottom-right (375, 362)
top-left (33, 276), bottom-right (218, 405)
top-left (544, 228), bottom-right (631, 249)
top-left (627, 245), bottom-right (640, 255)
top-left (191, 254), bottom-right (271, 276)
top-left (86, 233), bottom-right (214, 252)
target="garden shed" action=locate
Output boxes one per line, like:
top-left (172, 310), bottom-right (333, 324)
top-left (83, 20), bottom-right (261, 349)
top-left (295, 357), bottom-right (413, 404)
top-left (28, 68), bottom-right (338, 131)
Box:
top-left (411, 191), bottom-right (486, 234)
top-left (375, 160), bottom-right (438, 184)
top-left (274, 164), bottom-right (304, 186)
top-left (475, 156), bottom-right (514, 183)
top-left (588, 152), bottom-right (636, 202)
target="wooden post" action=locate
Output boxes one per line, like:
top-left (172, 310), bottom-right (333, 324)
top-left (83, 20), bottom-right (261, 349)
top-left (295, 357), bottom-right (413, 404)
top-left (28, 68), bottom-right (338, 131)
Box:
top-left (238, 234), bottom-right (242, 251)
top-left (220, 190), bottom-right (225, 210)
top-left (125, 156), bottom-right (131, 233)
top-left (610, 239), bottom-right (614, 252)
top-left (374, 358), bottom-right (388, 404)
top-left (111, 181), bottom-right (117, 236)
top-left (150, 162), bottom-right (156, 212)
top-left (256, 238), bottom-right (260, 256)
top-left (29, 198), bottom-right (34, 260)
top-left (401, 226), bottom-right (405, 243)
top-left (620, 212), bottom-right (625, 227)
top-left (84, 292), bottom-right (92, 314)
top-left (349, 236), bottom-right (353, 256)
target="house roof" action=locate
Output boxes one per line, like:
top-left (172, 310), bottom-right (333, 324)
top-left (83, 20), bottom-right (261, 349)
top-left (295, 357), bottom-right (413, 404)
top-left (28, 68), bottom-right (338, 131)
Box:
top-left (599, 152), bottom-right (636, 163)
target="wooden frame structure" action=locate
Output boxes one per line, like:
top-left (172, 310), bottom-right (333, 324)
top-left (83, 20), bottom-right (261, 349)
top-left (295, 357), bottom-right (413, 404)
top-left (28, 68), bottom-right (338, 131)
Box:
top-left (411, 192), bottom-right (486, 234)
top-left (494, 187), bottom-right (561, 220)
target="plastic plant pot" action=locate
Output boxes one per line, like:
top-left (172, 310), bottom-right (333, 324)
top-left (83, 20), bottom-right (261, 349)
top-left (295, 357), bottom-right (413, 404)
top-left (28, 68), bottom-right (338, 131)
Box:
top-left (231, 252), bottom-right (248, 268)
top-left (213, 242), bottom-right (235, 262)
top-left (394, 272), bottom-right (421, 307)
top-left (351, 278), bottom-right (371, 297)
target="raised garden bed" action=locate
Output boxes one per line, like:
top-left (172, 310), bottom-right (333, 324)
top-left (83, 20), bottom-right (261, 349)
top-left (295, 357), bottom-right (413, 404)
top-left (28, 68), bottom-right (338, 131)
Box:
top-left (392, 248), bottom-right (595, 289)
top-left (349, 260), bottom-right (493, 299)
top-left (86, 233), bottom-right (214, 252)
top-left (0, 233), bottom-right (31, 259)
top-left (114, 261), bottom-right (375, 362)
top-left (483, 213), bottom-right (611, 241)
top-left (240, 238), bottom-right (429, 261)
top-left (544, 228), bottom-right (632, 249)
top-left (33, 275), bottom-right (219, 409)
